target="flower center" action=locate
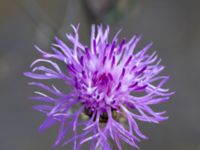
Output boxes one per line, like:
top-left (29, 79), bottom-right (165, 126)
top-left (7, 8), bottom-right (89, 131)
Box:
top-left (79, 71), bottom-right (117, 113)
top-left (95, 72), bottom-right (113, 93)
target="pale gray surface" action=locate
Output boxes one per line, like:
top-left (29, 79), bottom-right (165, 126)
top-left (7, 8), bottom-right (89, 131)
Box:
top-left (0, 0), bottom-right (200, 150)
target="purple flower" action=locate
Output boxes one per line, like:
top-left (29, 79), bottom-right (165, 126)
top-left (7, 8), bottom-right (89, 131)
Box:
top-left (24, 24), bottom-right (174, 150)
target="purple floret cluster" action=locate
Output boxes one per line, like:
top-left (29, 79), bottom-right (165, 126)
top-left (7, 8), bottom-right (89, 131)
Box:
top-left (25, 24), bottom-right (174, 150)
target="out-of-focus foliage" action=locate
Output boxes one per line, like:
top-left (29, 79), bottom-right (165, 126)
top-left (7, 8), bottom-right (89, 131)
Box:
top-left (82, 0), bottom-right (138, 23)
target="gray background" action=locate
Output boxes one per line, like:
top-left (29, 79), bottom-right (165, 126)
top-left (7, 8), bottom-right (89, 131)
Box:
top-left (0, 0), bottom-right (200, 150)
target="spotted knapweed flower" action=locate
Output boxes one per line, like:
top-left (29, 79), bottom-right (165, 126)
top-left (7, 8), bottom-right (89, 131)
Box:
top-left (24, 24), bottom-right (174, 150)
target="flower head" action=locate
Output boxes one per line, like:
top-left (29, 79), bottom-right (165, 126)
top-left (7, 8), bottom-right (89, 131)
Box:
top-left (24, 24), bottom-right (174, 150)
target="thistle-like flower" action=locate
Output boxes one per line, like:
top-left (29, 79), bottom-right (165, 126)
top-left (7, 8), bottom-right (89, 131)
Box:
top-left (24, 24), bottom-right (174, 150)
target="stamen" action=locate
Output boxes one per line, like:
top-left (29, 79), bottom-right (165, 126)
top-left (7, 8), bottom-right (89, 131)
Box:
top-left (102, 56), bottom-right (107, 66)
top-left (134, 85), bottom-right (148, 91)
top-left (67, 64), bottom-right (76, 74)
top-left (103, 43), bottom-right (109, 57)
top-left (136, 66), bottom-right (147, 76)
top-left (81, 70), bottom-right (86, 78)
top-left (124, 56), bottom-right (132, 66)
top-left (115, 82), bottom-right (121, 91)
top-left (79, 56), bottom-right (84, 66)
top-left (120, 68), bottom-right (126, 79)
top-left (131, 65), bottom-right (137, 72)
top-left (128, 82), bottom-right (138, 88)
top-left (111, 56), bottom-right (116, 68)
top-left (108, 73), bottom-right (113, 81)
top-left (117, 38), bottom-right (126, 54)
top-left (109, 41), bottom-right (116, 59)
top-left (85, 47), bottom-right (90, 59)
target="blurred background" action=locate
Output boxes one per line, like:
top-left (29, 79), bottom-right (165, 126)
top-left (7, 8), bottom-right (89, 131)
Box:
top-left (0, 0), bottom-right (200, 150)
